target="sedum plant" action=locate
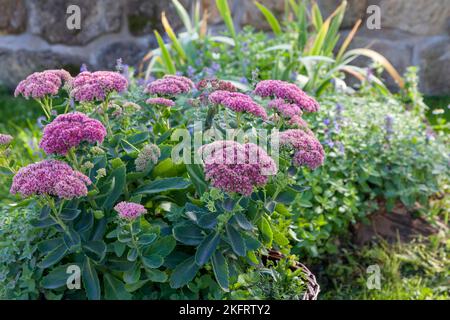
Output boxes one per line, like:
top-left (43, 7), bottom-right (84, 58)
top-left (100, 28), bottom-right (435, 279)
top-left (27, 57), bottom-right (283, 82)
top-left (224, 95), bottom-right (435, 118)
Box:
top-left (4, 66), bottom-right (326, 299)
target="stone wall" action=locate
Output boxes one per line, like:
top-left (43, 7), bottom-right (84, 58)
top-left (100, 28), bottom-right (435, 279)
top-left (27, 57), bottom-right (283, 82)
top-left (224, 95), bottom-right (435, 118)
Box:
top-left (0, 0), bottom-right (449, 95)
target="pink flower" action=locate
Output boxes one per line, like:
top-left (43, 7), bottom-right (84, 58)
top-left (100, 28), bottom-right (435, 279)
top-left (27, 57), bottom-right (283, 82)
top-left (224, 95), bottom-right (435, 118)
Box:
top-left (254, 80), bottom-right (319, 112)
top-left (268, 98), bottom-right (302, 118)
top-left (10, 160), bottom-right (91, 199)
top-left (208, 91), bottom-right (268, 120)
top-left (39, 112), bottom-right (107, 155)
top-left (70, 71), bottom-right (128, 102)
top-left (199, 141), bottom-right (277, 196)
top-left (0, 134), bottom-right (13, 145)
top-left (277, 129), bottom-right (324, 169)
top-left (288, 115), bottom-right (310, 130)
top-left (114, 201), bottom-right (147, 220)
top-left (146, 97), bottom-right (175, 107)
top-left (145, 75), bottom-right (194, 96)
top-left (14, 69), bottom-right (71, 99)
top-left (196, 79), bottom-right (237, 92)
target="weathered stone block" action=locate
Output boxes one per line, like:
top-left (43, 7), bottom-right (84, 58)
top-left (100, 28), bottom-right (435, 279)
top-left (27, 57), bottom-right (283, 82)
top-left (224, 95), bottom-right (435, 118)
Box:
top-left (127, 0), bottom-right (187, 36)
top-left (0, 0), bottom-right (27, 34)
top-left (318, 0), bottom-right (368, 29)
top-left (376, 0), bottom-right (450, 36)
top-left (416, 36), bottom-right (450, 95)
top-left (95, 41), bottom-right (152, 70)
top-left (0, 48), bottom-right (83, 89)
top-left (28, 0), bottom-right (123, 45)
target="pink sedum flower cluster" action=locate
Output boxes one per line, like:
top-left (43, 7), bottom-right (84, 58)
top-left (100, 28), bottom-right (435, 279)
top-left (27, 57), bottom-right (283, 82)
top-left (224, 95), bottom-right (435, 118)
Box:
top-left (114, 201), bottom-right (147, 220)
top-left (277, 129), bottom-right (325, 169)
top-left (146, 97), bottom-right (175, 107)
top-left (254, 80), bottom-right (319, 113)
top-left (39, 112), bottom-right (107, 155)
top-left (15, 69), bottom-right (71, 99)
top-left (146, 75), bottom-right (194, 96)
top-left (268, 98), bottom-right (302, 118)
top-left (70, 71), bottom-right (128, 102)
top-left (199, 141), bottom-right (277, 196)
top-left (10, 160), bottom-right (91, 199)
top-left (209, 91), bottom-right (268, 120)
top-left (196, 79), bottom-right (237, 92)
top-left (0, 133), bottom-right (13, 145)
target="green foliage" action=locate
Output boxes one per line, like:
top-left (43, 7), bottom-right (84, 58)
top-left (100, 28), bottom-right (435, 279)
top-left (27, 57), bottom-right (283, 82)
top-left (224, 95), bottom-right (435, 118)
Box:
top-left (291, 93), bottom-right (449, 256)
top-left (229, 257), bottom-right (307, 300)
top-left (319, 237), bottom-right (449, 300)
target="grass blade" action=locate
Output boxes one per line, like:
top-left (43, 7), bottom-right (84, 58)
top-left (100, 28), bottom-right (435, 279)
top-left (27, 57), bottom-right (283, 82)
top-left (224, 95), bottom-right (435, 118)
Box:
top-left (344, 48), bottom-right (405, 88)
top-left (216, 0), bottom-right (236, 39)
top-left (161, 12), bottom-right (187, 61)
top-left (254, 1), bottom-right (282, 36)
top-left (154, 30), bottom-right (176, 74)
top-left (336, 18), bottom-right (362, 61)
top-left (172, 0), bottom-right (193, 33)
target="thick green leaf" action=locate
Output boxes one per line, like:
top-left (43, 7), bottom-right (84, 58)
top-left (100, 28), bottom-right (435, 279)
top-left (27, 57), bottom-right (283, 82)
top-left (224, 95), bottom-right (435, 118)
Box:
top-left (173, 223), bottom-right (204, 246)
top-left (82, 258), bottom-right (101, 300)
top-left (147, 236), bottom-right (176, 257)
top-left (60, 208), bottom-right (81, 221)
top-left (63, 228), bottom-right (81, 250)
top-left (186, 164), bottom-right (208, 195)
top-left (101, 165), bottom-right (126, 210)
top-left (134, 177), bottom-right (191, 195)
top-left (41, 265), bottom-right (73, 289)
top-left (195, 231), bottom-right (220, 266)
top-left (226, 224), bottom-right (246, 256)
top-left (233, 213), bottom-right (254, 231)
top-left (104, 274), bottom-right (132, 300)
top-left (83, 241), bottom-right (107, 262)
top-left (169, 256), bottom-right (200, 289)
top-left (146, 269), bottom-right (168, 282)
top-left (123, 262), bottom-right (141, 284)
top-left (38, 243), bottom-right (68, 269)
top-left (259, 217), bottom-right (273, 247)
top-left (38, 237), bottom-right (63, 254)
top-left (211, 251), bottom-right (229, 291)
top-left (137, 233), bottom-right (157, 246)
top-left (142, 254), bottom-right (164, 269)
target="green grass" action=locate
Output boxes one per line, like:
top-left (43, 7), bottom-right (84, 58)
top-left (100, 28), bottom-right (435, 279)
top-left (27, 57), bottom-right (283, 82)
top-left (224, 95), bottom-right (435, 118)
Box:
top-left (0, 87), bottom-right (42, 133)
top-left (317, 236), bottom-right (449, 300)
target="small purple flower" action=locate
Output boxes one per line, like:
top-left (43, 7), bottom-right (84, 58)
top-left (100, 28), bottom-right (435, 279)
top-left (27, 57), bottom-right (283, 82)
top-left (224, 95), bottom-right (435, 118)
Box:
top-left (10, 160), bottom-right (91, 199)
top-left (80, 64), bottom-right (88, 72)
top-left (0, 134), bottom-right (13, 145)
top-left (239, 77), bottom-right (249, 84)
top-left (146, 97), bottom-right (175, 107)
top-left (39, 112), bottom-right (107, 155)
top-left (323, 118), bottom-right (331, 126)
top-left (385, 115), bottom-right (394, 139)
top-left (187, 66), bottom-right (196, 78)
top-left (70, 71), bottom-right (128, 102)
top-left (211, 62), bottom-right (220, 72)
top-left (209, 90), bottom-right (267, 120)
top-left (254, 80), bottom-right (320, 113)
top-left (114, 201), bottom-right (146, 220)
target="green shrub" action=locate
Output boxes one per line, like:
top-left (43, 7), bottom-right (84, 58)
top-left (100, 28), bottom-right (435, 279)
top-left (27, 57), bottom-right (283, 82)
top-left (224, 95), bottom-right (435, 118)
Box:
top-left (291, 93), bottom-right (448, 256)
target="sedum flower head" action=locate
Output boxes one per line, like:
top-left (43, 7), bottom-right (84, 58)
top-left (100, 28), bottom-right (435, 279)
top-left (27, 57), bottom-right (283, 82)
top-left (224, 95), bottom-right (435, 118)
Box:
top-left (268, 98), bottom-right (302, 118)
top-left (15, 69), bottom-right (71, 99)
top-left (135, 143), bottom-right (161, 172)
top-left (10, 160), bottom-right (91, 199)
top-left (208, 90), bottom-right (268, 120)
top-left (277, 129), bottom-right (324, 169)
top-left (196, 79), bottom-right (237, 92)
top-left (39, 112), bottom-right (107, 155)
top-left (70, 71), bottom-right (128, 102)
top-left (254, 80), bottom-right (319, 113)
top-left (145, 75), bottom-right (194, 96)
top-left (0, 134), bottom-right (13, 146)
top-left (199, 141), bottom-right (277, 196)
top-left (146, 97), bottom-right (175, 107)
top-left (114, 201), bottom-right (147, 220)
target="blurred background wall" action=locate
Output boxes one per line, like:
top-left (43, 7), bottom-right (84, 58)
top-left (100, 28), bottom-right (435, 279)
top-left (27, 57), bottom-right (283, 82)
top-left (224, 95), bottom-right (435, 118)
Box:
top-left (0, 0), bottom-right (449, 95)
